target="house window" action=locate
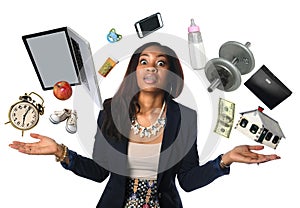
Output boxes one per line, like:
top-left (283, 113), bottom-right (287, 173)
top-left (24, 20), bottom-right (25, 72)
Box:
top-left (257, 128), bottom-right (268, 143)
top-left (265, 132), bottom-right (273, 141)
top-left (240, 118), bottom-right (248, 128)
top-left (272, 136), bottom-right (280, 144)
top-left (249, 124), bottom-right (259, 134)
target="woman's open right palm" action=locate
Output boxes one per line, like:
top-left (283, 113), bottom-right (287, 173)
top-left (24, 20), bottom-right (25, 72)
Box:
top-left (9, 133), bottom-right (59, 155)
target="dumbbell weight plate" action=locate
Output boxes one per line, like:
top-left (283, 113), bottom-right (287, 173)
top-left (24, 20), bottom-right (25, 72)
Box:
top-left (219, 41), bottom-right (255, 75)
top-left (205, 58), bottom-right (241, 92)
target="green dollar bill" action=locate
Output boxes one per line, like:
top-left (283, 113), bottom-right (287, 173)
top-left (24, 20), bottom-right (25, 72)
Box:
top-left (214, 98), bottom-right (235, 138)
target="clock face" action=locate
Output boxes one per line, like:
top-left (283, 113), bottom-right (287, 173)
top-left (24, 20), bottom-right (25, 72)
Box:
top-left (9, 101), bottom-right (39, 130)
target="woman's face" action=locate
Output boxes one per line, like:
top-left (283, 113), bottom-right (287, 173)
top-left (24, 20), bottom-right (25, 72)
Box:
top-left (136, 45), bottom-right (169, 93)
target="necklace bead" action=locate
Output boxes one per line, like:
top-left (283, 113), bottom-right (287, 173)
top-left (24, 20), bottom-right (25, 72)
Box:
top-left (131, 101), bottom-right (166, 139)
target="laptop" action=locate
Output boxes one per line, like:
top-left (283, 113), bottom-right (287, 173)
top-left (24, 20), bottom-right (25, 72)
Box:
top-left (244, 65), bottom-right (292, 110)
top-left (22, 27), bottom-right (103, 109)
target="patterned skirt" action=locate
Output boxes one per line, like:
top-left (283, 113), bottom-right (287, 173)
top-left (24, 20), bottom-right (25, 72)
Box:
top-left (124, 178), bottom-right (160, 208)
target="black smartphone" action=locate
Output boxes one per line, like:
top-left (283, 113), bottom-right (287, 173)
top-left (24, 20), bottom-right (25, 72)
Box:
top-left (134, 12), bottom-right (163, 38)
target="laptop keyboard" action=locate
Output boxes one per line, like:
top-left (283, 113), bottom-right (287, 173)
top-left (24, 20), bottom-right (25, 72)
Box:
top-left (71, 38), bottom-right (90, 90)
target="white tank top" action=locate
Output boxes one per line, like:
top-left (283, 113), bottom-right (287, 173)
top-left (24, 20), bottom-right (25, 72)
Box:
top-left (128, 142), bottom-right (162, 180)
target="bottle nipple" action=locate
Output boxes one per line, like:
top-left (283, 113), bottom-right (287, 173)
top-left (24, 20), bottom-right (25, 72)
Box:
top-left (188, 18), bottom-right (200, 33)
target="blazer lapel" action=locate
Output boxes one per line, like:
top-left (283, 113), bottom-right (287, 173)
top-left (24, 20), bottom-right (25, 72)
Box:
top-left (157, 99), bottom-right (181, 186)
top-left (108, 137), bottom-right (129, 177)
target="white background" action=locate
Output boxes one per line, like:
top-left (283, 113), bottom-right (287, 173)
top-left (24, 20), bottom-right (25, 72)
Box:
top-left (1, 0), bottom-right (299, 207)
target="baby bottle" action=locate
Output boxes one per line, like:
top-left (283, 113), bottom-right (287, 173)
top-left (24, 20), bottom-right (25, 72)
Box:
top-left (188, 18), bottom-right (206, 70)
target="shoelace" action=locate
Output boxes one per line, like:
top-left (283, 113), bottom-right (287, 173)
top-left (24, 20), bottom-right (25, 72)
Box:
top-left (54, 109), bottom-right (71, 116)
top-left (67, 114), bottom-right (77, 125)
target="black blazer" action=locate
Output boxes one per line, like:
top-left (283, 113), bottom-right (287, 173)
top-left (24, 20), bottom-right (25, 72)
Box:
top-left (62, 99), bottom-right (229, 208)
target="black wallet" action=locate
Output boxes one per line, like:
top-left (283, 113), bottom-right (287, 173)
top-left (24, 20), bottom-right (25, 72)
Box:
top-left (244, 65), bottom-right (292, 110)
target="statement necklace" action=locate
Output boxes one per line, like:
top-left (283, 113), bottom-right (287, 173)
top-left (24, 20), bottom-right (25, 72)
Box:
top-left (131, 101), bottom-right (166, 138)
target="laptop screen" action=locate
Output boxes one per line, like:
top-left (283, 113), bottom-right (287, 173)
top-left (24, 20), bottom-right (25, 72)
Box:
top-left (23, 28), bottom-right (80, 90)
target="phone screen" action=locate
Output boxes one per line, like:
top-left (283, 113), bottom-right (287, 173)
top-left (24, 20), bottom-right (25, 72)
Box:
top-left (135, 13), bottom-right (163, 38)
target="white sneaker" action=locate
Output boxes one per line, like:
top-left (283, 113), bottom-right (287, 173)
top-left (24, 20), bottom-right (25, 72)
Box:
top-left (49, 109), bottom-right (72, 124)
top-left (66, 110), bottom-right (77, 134)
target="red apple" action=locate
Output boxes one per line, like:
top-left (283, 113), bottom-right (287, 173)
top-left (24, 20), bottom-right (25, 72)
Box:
top-left (53, 81), bottom-right (72, 100)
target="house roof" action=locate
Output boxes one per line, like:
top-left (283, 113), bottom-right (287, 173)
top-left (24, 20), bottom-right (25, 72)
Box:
top-left (240, 109), bottom-right (285, 138)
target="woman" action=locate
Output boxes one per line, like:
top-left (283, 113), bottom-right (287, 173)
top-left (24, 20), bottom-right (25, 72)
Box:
top-left (9, 42), bottom-right (280, 208)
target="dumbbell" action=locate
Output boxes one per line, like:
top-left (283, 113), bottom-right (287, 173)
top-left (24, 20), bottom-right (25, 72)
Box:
top-left (205, 41), bottom-right (255, 92)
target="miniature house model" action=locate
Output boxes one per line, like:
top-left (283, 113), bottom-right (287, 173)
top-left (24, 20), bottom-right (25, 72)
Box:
top-left (235, 107), bottom-right (285, 149)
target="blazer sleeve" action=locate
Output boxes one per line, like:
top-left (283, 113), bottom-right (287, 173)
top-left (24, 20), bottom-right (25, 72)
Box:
top-left (177, 110), bottom-right (230, 192)
top-left (60, 110), bottom-right (110, 183)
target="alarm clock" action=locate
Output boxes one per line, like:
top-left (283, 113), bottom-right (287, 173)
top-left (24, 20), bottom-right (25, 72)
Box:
top-left (5, 92), bottom-right (45, 136)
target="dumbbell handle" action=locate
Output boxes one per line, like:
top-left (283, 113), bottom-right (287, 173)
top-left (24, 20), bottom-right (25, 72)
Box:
top-left (207, 78), bottom-right (221, 92)
top-left (207, 42), bottom-right (251, 92)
